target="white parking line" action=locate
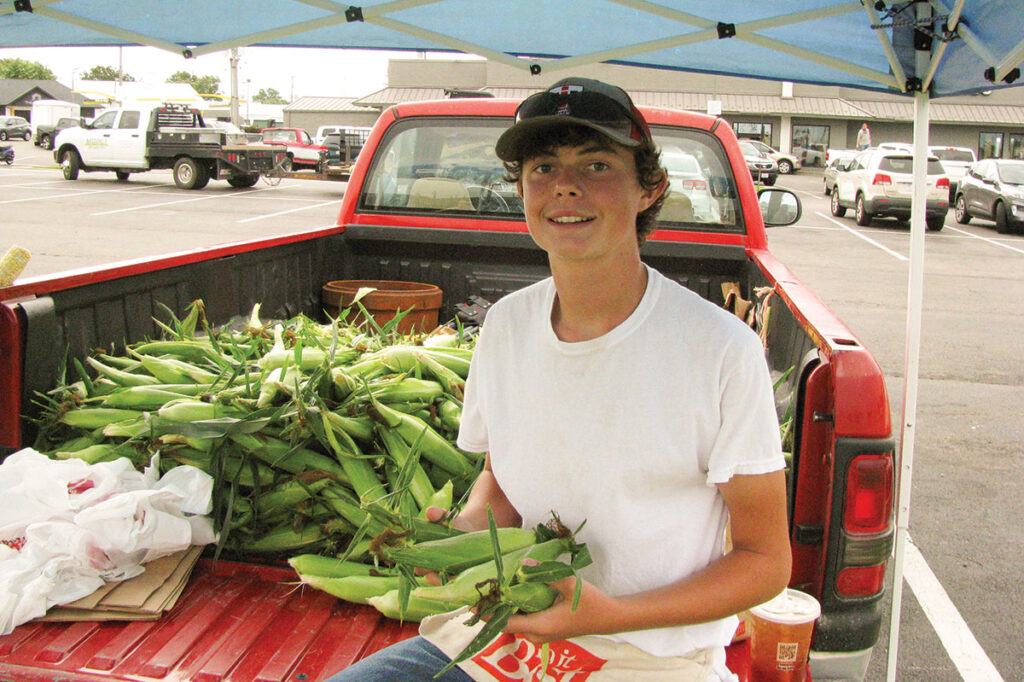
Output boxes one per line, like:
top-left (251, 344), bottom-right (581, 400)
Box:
top-left (236, 200), bottom-right (341, 223)
top-left (905, 538), bottom-right (1004, 681)
top-left (814, 211), bottom-right (909, 261)
top-left (91, 185), bottom-right (280, 215)
top-left (0, 183), bottom-right (151, 205)
top-left (944, 225), bottom-right (1024, 255)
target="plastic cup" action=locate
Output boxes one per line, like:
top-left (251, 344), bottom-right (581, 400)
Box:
top-left (749, 588), bottom-right (821, 682)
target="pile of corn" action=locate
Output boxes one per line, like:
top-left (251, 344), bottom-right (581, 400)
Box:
top-left (32, 299), bottom-right (482, 559)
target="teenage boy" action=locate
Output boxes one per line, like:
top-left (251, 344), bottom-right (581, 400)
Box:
top-left (327, 77), bottom-right (791, 682)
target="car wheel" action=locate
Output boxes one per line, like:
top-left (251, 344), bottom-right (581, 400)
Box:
top-left (173, 156), bottom-right (209, 190)
top-left (762, 175), bottom-right (777, 186)
top-left (855, 194), bottom-right (873, 226)
top-left (40, 133), bottom-right (51, 149)
top-left (23, 132), bottom-right (31, 141)
top-left (61, 148), bottom-right (81, 181)
top-left (0, 131), bottom-right (7, 141)
top-left (830, 188), bottom-right (846, 217)
top-left (115, 171), bottom-right (131, 182)
top-left (954, 195), bottom-right (971, 224)
top-left (995, 201), bottom-right (1010, 234)
top-left (281, 155), bottom-right (293, 172)
top-left (778, 160), bottom-right (792, 175)
top-left (926, 216), bottom-right (945, 232)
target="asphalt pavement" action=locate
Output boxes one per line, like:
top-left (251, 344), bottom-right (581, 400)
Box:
top-left (2, 142), bottom-right (1021, 680)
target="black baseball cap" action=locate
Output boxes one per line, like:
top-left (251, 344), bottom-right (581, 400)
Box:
top-left (495, 77), bottom-right (653, 161)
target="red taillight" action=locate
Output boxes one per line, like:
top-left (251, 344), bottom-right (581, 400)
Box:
top-left (844, 454), bottom-right (894, 534)
top-left (837, 563), bottom-right (886, 597)
top-left (872, 173), bottom-right (893, 186)
top-left (936, 177), bottom-right (950, 189)
top-left (682, 179), bottom-right (707, 190)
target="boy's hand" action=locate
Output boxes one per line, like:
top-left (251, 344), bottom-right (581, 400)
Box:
top-left (502, 572), bottom-right (618, 645)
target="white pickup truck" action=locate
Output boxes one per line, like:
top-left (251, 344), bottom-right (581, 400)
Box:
top-left (53, 102), bottom-right (286, 189)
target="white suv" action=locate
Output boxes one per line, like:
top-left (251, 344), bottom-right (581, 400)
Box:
top-left (830, 148), bottom-right (950, 231)
top-left (929, 145), bottom-right (977, 200)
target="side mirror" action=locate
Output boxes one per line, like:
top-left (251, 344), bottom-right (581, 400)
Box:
top-left (758, 188), bottom-right (802, 227)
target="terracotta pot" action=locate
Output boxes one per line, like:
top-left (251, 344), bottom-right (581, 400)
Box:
top-left (321, 279), bottom-right (443, 334)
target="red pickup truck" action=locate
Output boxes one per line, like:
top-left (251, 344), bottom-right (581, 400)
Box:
top-left (260, 126), bottom-right (327, 169)
top-left (0, 97), bottom-right (894, 681)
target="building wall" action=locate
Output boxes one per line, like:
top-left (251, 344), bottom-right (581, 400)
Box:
top-left (285, 110), bottom-right (381, 133)
top-left (378, 59), bottom-right (1024, 159)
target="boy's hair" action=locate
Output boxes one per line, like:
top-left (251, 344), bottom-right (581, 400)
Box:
top-left (502, 124), bottom-right (668, 245)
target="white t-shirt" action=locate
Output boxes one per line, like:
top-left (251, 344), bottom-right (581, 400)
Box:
top-left (456, 265), bottom-right (785, 658)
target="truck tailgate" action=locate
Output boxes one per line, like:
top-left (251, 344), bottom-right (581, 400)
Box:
top-left (0, 557), bottom-right (757, 681)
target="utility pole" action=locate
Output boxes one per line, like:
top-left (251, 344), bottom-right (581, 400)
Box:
top-left (230, 47), bottom-right (241, 126)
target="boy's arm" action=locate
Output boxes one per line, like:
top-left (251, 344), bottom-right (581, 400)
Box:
top-left (504, 470), bottom-right (791, 645)
top-left (430, 453), bottom-right (522, 532)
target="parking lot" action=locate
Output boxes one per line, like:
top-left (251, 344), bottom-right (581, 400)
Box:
top-left (1, 139), bottom-right (345, 280)
top-left (2, 141), bottom-right (1023, 680)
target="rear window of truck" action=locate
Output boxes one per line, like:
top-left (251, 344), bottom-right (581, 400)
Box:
top-left (879, 155), bottom-right (946, 174)
top-left (358, 118), bottom-right (742, 233)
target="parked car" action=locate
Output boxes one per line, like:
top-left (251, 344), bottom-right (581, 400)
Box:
top-left (745, 139), bottom-right (801, 174)
top-left (876, 142), bottom-right (913, 153)
top-left (314, 125), bottom-right (344, 146)
top-left (739, 140), bottom-right (778, 185)
top-left (0, 116), bottom-right (31, 141)
top-left (830, 148), bottom-right (949, 230)
top-left (929, 145), bottom-right (977, 200)
top-left (823, 149), bottom-right (859, 195)
top-left (323, 132), bottom-right (343, 164)
top-left (259, 127), bottom-right (326, 169)
top-left (34, 117), bottom-right (79, 150)
top-left (660, 147), bottom-right (722, 223)
top-left (953, 158), bottom-right (1024, 234)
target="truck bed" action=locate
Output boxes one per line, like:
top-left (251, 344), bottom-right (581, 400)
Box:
top-left (0, 555), bottom-right (757, 682)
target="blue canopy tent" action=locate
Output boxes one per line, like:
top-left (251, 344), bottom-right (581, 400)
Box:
top-left (3, 2), bottom-right (1023, 678)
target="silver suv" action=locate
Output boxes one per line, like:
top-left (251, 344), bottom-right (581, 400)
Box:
top-left (830, 148), bottom-right (949, 231)
top-left (929, 145), bottom-right (976, 200)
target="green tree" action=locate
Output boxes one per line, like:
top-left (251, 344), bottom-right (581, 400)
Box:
top-left (0, 57), bottom-right (56, 80)
top-left (254, 87), bottom-right (287, 104)
top-left (82, 65), bottom-right (135, 82)
top-left (166, 70), bottom-right (221, 99)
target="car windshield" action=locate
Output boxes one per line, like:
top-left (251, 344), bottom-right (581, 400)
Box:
top-left (262, 130), bottom-right (294, 142)
top-left (358, 118), bottom-right (741, 232)
top-left (931, 149), bottom-right (974, 163)
top-left (997, 163), bottom-right (1024, 184)
top-left (739, 141), bottom-right (764, 157)
top-left (878, 155), bottom-right (945, 175)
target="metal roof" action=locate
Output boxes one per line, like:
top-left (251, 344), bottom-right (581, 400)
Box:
top-left (0, 79), bottom-right (84, 106)
top-left (349, 86), bottom-right (1024, 125)
top-left (283, 95), bottom-right (370, 112)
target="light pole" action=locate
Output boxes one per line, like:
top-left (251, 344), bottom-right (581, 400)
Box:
top-left (245, 79), bottom-right (251, 126)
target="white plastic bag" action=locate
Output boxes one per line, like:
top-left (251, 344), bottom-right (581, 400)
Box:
top-left (0, 448), bottom-right (216, 635)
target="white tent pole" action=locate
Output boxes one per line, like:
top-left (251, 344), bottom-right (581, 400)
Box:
top-left (886, 87), bottom-right (930, 682)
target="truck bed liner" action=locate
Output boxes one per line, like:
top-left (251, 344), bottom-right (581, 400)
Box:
top-left (0, 556), bottom-right (757, 681)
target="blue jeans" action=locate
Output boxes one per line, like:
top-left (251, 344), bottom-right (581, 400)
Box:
top-left (323, 636), bottom-right (474, 681)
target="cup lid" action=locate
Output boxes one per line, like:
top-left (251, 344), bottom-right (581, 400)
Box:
top-left (750, 588), bottom-right (821, 625)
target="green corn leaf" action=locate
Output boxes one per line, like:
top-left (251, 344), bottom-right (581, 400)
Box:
top-left (434, 604), bottom-right (514, 678)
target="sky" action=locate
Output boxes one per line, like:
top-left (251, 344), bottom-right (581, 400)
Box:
top-left (1, 45), bottom-right (473, 101)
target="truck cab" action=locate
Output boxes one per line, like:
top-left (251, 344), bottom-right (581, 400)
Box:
top-left (67, 107), bottom-right (148, 168)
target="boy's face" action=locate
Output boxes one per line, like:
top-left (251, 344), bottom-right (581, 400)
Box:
top-left (517, 137), bottom-right (662, 266)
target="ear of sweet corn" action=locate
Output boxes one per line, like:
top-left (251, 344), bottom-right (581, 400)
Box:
top-left (288, 554), bottom-right (386, 578)
top-left (366, 589), bottom-right (459, 622)
top-left (383, 526), bottom-right (537, 575)
top-left (299, 574), bottom-right (429, 605)
top-left (369, 402), bottom-right (475, 478)
top-left (505, 582), bottom-right (558, 613)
